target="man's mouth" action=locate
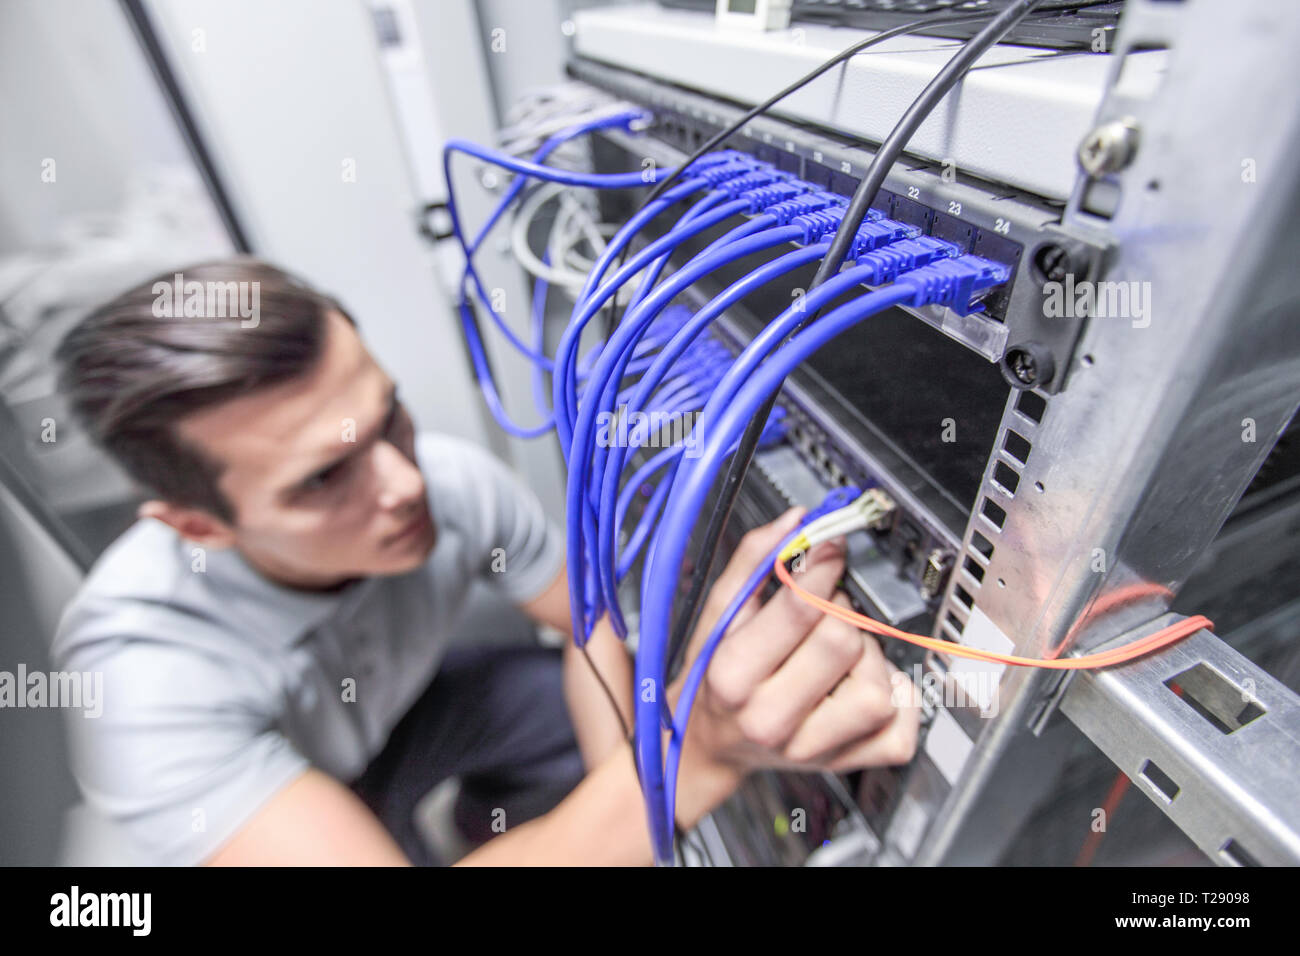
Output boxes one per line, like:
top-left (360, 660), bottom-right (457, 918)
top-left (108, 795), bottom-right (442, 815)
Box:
top-left (384, 507), bottom-right (431, 548)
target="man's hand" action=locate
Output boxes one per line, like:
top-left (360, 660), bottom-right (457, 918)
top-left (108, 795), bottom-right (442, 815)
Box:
top-left (202, 508), bottom-right (919, 868)
top-left (669, 506), bottom-right (920, 818)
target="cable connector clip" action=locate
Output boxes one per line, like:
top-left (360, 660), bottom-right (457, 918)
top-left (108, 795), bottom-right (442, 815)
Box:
top-left (897, 255), bottom-right (1012, 315)
top-left (850, 217), bottom-right (921, 254)
top-left (853, 235), bottom-right (960, 284)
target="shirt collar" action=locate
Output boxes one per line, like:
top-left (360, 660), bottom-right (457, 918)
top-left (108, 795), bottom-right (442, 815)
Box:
top-left (199, 541), bottom-right (379, 647)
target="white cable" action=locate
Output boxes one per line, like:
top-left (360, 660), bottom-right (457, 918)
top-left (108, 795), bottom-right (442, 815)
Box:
top-left (511, 183), bottom-right (599, 291)
top-left (779, 489), bottom-right (896, 562)
top-left (499, 93), bottom-right (643, 159)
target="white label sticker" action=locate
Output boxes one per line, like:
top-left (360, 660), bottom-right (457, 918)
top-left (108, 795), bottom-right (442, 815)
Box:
top-left (947, 606), bottom-right (1014, 713)
top-left (924, 707), bottom-right (974, 786)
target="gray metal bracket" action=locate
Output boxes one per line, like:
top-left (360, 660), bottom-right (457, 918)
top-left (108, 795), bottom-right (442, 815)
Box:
top-left (1061, 613), bottom-right (1300, 866)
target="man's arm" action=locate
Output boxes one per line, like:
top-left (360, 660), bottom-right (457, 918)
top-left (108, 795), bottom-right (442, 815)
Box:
top-left (464, 507), bottom-right (920, 864)
top-left (518, 563), bottom-right (633, 769)
top-left (202, 736), bottom-right (722, 867)
top-left (205, 768), bottom-right (410, 866)
top-left (207, 509), bottom-right (919, 865)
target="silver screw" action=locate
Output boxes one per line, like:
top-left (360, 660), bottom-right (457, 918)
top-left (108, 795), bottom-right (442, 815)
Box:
top-left (1077, 117), bottom-right (1140, 177)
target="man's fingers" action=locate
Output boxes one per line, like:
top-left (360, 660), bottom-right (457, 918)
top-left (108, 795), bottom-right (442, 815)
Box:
top-left (793, 658), bottom-right (921, 771)
top-left (705, 537), bottom-right (846, 711)
top-left (689, 506), bottom-right (806, 652)
top-left (737, 592), bottom-right (865, 749)
top-left (779, 664), bottom-right (899, 764)
top-left (822, 697), bottom-right (921, 772)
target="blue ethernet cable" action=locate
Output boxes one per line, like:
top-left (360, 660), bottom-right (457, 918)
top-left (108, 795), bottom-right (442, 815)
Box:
top-left (619, 191), bottom-right (733, 313)
top-left (567, 226), bottom-right (811, 639)
top-left (570, 179), bottom-right (906, 634)
top-left (553, 179), bottom-right (711, 453)
top-left (615, 408), bottom-right (787, 582)
top-left (552, 151), bottom-right (937, 638)
top-left (569, 178), bottom-right (706, 311)
top-left (585, 248), bottom-right (851, 628)
top-left (464, 111), bottom-right (650, 257)
top-left (447, 114), bottom-right (655, 370)
top-left (529, 258), bottom-right (553, 422)
top-left (626, 375), bottom-right (699, 417)
top-left (579, 193), bottom-right (919, 471)
top-left (585, 218), bottom-right (934, 630)
top-left (555, 154), bottom-right (781, 431)
top-left (472, 252), bottom-right (703, 439)
top-left (683, 237), bottom-right (964, 438)
top-left (551, 168), bottom-right (718, 627)
top-left (664, 485), bottom-right (864, 830)
top-left (623, 174), bottom-right (808, 312)
top-left (457, 298), bottom-right (554, 439)
top-left (636, 255), bottom-right (1012, 863)
top-left (572, 191), bottom-right (811, 509)
top-left (614, 447), bottom-right (680, 557)
top-left (617, 468), bottom-right (676, 582)
top-left (555, 155), bottom-right (768, 394)
top-left (446, 110), bottom-right (682, 434)
top-left (451, 126), bottom-right (754, 438)
top-left (556, 196), bottom-right (776, 640)
top-left (619, 173), bottom-right (842, 315)
top-left (565, 164), bottom-right (927, 639)
top-left (577, 304), bottom-right (694, 378)
top-left (610, 334), bottom-right (721, 404)
top-left (622, 236), bottom-right (959, 445)
top-left (593, 244), bottom-right (830, 618)
top-left (554, 187), bottom-right (766, 458)
top-left (444, 138), bottom-right (679, 190)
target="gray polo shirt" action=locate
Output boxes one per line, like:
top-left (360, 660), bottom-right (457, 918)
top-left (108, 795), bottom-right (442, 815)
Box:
top-left (50, 431), bottom-right (564, 866)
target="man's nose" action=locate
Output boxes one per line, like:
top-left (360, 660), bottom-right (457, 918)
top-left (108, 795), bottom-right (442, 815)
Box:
top-left (373, 440), bottom-right (426, 511)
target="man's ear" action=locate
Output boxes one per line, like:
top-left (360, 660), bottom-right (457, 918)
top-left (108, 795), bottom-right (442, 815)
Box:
top-left (137, 499), bottom-right (237, 549)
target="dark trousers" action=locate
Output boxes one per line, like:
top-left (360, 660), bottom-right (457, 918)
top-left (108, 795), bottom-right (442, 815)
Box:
top-left (349, 645), bottom-right (585, 865)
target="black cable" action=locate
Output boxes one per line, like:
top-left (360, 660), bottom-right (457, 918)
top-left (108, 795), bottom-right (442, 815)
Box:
top-left (813, 0), bottom-right (1049, 295)
top-left (601, 10), bottom-right (968, 339)
top-left (665, 0), bottom-right (1049, 672)
top-left (566, 0), bottom-right (1086, 835)
top-left (605, 11), bottom-right (1006, 665)
top-left (581, 621), bottom-right (698, 861)
top-left (578, 642), bottom-right (632, 741)
top-left (597, 0), bottom-right (1114, 341)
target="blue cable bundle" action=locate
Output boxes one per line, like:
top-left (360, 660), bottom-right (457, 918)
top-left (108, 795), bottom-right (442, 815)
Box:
top-left (445, 115), bottom-right (1013, 863)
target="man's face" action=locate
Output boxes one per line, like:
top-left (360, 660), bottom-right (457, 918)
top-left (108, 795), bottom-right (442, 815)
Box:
top-left (173, 309), bottom-right (437, 589)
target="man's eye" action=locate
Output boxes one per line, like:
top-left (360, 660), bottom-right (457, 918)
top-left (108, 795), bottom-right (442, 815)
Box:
top-left (302, 464), bottom-right (344, 493)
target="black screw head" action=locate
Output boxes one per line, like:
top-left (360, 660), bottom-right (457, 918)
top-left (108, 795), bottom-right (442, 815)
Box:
top-left (1002, 343), bottom-right (1056, 390)
top-left (1033, 243), bottom-right (1073, 283)
top-left (1009, 349), bottom-right (1038, 384)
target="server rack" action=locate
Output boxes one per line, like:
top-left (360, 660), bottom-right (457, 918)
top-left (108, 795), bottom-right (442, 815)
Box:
top-left (571, 0), bottom-right (1300, 865)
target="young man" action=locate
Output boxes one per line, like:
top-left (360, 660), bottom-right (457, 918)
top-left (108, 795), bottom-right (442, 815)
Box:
top-left (51, 259), bottom-right (918, 866)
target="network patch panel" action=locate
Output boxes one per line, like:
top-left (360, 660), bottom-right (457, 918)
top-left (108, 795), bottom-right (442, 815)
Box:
top-left (571, 58), bottom-right (1109, 394)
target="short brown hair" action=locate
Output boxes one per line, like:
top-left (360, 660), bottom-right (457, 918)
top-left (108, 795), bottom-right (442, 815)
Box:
top-left (55, 258), bottom-right (356, 525)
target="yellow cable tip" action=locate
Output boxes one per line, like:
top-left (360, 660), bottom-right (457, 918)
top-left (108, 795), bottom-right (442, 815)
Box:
top-left (777, 533), bottom-right (809, 563)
